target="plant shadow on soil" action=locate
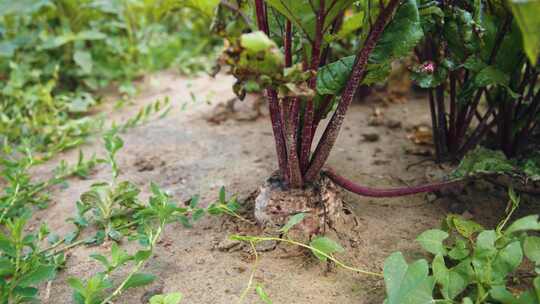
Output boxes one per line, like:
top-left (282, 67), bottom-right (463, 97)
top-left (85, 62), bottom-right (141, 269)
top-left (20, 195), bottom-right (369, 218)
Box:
top-left (29, 70), bottom-right (539, 304)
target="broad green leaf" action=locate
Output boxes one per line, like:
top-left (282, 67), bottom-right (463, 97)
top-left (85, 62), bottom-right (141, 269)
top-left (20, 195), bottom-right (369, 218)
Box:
top-left (492, 241), bottom-right (523, 280)
top-left (74, 50), bottom-right (93, 74)
top-left (18, 265), bottom-right (56, 287)
top-left (67, 277), bottom-right (85, 294)
top-left (416, 229), bottom-right (449, 256)
top-left (124, 273), bottom-right (156, 289)
top-left (279, 213), bottom-right (306, 233)
top-left (368, 0), bottom-right (424, 65)
top-left (336, 11), bottom-right (364, 39)
top-left (317, 0), bottom-right (423, 95)
top-left (448, 238), bottom-right (470, 260)
top-left (0, 41), bottom-right (17, 58)
top-left (524, 236), bottom-right (540, 264)
top-left (256, 284), bottom-right (273, 304)
top-left (453, 147), bottom-right (515, 178)
top-left (265, 0), bottom-right (354, 41)
top-left (80, 190), bottom-right (103, 207)
top-left (90, 254), bottom-right (110, 269)
top-left (150, 292), bottom-right (183, 304)
top-left (316, 55), bottom-right (355, 95)
top-left (111, 243), bottom-right (133, 267)
top-left (12, 286), bottom-right (38, 298)
top-left (183, 0), bottom-right (220, 17)
top-left (510, 0), bottom-right (540, 64)
top-left (0, 259), bottom-right (15, 277)
top-left (462, 298), bottom-right (474, 304)
top-left (522, 155), bottom-right (540, 181)
top-left (505, 215), bottom-right (540, 235)
top-left (475, 230), bottom-right (497, 257)
top-left (41, 31), bottom-right (106, 50)
top-left (134, 250), bottom-right (152, 262)
top-left (475, 66), bottom-right (509, 87)
top-left (0, 0), bottom-right (50, 16)
top-left (309, 236), bottom-right (344, 261)
top-left (383, 252), bottom-right (435, 304)
top-left (490, 286), bottom-right (520, 303)
top-left (189, 195), bottom-right (200, 208)
top-left (491, 285), bottom-right (540, 304)
top-left (432, 254), bottom-right (471, 300)
top-left (75, 31), bottom-right (107, 41)
top-left (219, 186), bottom-right (226, 204)
top-left (241, 32), bottom-right (276, 53)
top-left (448, 215), bottom-right (484, 238)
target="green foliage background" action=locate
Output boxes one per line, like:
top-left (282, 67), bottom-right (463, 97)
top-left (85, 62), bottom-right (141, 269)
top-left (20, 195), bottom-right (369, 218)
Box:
top-left (0, 0), bottom-right (221, 154)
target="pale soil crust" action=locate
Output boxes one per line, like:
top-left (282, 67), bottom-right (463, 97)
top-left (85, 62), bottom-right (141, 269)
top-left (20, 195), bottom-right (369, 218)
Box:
top-left (28, 70), bottom-right (538, 304)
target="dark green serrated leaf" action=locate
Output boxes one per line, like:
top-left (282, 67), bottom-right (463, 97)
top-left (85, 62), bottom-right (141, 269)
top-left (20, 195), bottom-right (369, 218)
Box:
top-left (317, 0), bottom-right (423, 95)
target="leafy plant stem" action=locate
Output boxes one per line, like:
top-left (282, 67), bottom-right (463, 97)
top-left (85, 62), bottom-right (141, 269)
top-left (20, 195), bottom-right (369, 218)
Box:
top-left (237, 241), bottom-right (259, 304)
top-left (0, 183), bottom-right (20, 223)
top-left (100, 224), bottom-right (163, 304)
top-left (233, 235), bottom-right (383, 277)
top-left (45, 239), bottom-right (88, 258)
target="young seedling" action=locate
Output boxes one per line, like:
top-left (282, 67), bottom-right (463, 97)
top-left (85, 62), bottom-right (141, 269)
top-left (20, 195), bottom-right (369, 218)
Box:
top-left (383, 190), bottom-right (540, 303)
top-left (0, 149), bottom-right (98, 225)
top-left (68, 184), bottom-right (190, 304)
top-left (0, 217), bottom-right (64, 303)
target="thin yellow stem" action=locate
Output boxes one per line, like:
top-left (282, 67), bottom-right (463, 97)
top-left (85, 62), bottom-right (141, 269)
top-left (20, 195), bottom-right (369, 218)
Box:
top-left (233, 236), bottom-right (383, 278)
top-left (237, 241), bottom-right (259, 303)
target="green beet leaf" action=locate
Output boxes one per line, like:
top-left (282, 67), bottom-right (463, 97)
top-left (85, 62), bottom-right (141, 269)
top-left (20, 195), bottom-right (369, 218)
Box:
top-left (317, 0), bottom-right (423, 95)
top-left (510, 0), bottom-right (540, 64)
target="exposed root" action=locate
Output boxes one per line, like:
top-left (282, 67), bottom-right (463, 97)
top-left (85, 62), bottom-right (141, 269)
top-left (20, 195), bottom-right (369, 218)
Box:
top-left (324, 167), bottom-right (464, 198)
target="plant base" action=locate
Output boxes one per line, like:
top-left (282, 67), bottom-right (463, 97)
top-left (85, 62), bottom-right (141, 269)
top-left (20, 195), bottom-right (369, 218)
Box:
top-left (254, 173), bottom-right (346, 236)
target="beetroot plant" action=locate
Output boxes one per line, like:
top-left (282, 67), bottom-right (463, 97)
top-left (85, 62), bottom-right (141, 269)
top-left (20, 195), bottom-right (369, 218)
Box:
top-left (412, 0), bottom-right (540, 162)
top-left (213, 0), bottom-right (471, 230)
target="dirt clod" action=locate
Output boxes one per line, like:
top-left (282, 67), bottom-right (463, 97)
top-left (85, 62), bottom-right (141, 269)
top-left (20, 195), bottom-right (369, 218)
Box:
top-left (216, 238), bottom-right (242, 252)
top-left (362, 133), bottom-right (380, 142)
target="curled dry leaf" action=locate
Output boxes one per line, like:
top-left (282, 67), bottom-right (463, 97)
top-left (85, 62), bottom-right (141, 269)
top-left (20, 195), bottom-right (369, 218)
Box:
top-left (407, 125), bottom-right (433, 145)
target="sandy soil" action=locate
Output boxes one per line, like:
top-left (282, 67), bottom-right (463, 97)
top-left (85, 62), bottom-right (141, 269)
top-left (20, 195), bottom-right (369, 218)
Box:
top-left (28, 70), bottom-right (533, 304)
